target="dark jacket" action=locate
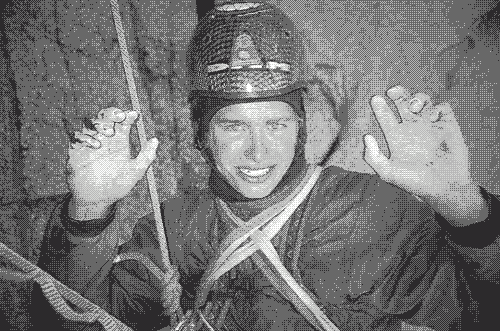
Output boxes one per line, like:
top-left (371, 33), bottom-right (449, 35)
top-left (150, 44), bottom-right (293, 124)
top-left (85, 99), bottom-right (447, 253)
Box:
top-left (21, 166), bottom-right (500, 330)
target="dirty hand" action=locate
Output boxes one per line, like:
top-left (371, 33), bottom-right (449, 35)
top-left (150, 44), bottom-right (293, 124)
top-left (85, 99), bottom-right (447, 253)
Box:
top-left (67, 107), bottom-right (158, 219)
top-left (363, 86), bottom-right (486, 223)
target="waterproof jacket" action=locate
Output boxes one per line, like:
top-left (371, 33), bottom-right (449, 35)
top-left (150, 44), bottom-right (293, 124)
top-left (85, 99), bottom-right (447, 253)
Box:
top-left (21, 166), bottom-right (500, 330)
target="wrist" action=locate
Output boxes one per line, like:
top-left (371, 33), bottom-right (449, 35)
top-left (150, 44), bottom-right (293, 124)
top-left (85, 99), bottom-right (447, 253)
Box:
top-left (68, 197), bottom-right (115, 221)
top-left (424, 183), bottom-right (488, 226)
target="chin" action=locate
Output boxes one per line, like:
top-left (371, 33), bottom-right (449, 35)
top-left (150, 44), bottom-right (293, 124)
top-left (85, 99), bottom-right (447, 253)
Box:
top-left (238, 185), bottom-right (275, 199)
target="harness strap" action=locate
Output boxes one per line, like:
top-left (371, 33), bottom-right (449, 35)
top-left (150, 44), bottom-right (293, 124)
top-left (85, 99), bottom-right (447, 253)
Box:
top-left (223, 202), bottom-right (340, 331)
top-left (189, 165), bottom-right (340, 330)
top-left (198, 165), bottom-right (322, 299)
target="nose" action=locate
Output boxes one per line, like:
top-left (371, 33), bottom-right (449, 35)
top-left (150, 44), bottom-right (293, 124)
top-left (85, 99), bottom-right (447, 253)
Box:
top-left (243, 128), bottom-right (268, 162)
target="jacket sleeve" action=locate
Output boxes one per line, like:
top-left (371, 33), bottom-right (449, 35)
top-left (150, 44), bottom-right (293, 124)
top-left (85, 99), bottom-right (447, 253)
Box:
top-left (110, 259), bottom-right (171, 331)
top-left (437, 188), bottom-right (500, 328)
top-left (293, 172), bottom-right (485, 331)
top-left (296, 173), bottom-right (500, 330)
top-left (109, 212), bottom-right (179, 331)
top-left (440, 187), bottom-right (500, 263)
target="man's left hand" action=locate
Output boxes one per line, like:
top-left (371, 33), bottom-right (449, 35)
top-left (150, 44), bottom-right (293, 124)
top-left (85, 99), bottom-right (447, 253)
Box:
top-left (363, 85), bottom-right (487, 225)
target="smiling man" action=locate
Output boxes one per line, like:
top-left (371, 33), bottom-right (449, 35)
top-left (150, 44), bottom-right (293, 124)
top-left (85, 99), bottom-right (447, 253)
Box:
top-left (208, 101), bottom-right (301, 199)
top-left (24, 2), bottom-right (500, 331)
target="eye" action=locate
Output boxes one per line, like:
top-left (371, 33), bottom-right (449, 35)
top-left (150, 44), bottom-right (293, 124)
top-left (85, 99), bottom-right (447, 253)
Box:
top-left (268, 123), bottom-right (287, 131)
top-left (222, 124), bottom-right (245, 132)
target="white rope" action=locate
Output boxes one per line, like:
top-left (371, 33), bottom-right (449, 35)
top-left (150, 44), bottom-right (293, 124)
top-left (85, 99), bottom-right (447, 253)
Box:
top-left (0, 242), bottom-right (132, 331)
top-left (221, 186), bottom-right (341, 331)
top-left (109, 0), bottom-right (173, 277)
top-left (205, 166), bottom-right (323, 286)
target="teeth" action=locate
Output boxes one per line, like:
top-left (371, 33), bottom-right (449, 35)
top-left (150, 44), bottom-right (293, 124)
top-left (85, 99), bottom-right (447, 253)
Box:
top-left (239, 167), bottom-right (271, 177)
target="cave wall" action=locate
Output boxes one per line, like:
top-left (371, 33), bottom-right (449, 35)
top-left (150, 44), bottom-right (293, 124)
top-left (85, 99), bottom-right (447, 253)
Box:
top-left (3, 0), bottom-right (500, 212)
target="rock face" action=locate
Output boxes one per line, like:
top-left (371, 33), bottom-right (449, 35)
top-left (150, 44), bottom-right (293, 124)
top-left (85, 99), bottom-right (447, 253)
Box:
top-left (3, 0), bottom-right (500, 203)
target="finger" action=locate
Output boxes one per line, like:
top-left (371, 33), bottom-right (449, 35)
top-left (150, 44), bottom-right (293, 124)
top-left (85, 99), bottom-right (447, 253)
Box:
top-left (408, 93), bottom-right (432, 114)
top-left (422, 105), bottom-right (441, 123)
top-left (435, 103), bottom-right (468, 154)
top-left (74, 131), bottom-right (101, 149)
top-left (97, 107), bottom-right (127, 123)
top-left (92, 119), bottom-right (116, 137)
top-left (82, 126), bottom-right (98, 136)
top-left (122, 111), bottom-right (139, 125)
top-left (134, 137), bottom-right (159, 171)
top-left (386, 85), bottom-right (412, 104)
top-left (370, 96), bottom-right (400, 134)
top-left (115, 114), bottom-right (136, 135)
top-left (434, 103), bottom-right (456, 124)
top-left (363, 135), bottom-right (391, 176)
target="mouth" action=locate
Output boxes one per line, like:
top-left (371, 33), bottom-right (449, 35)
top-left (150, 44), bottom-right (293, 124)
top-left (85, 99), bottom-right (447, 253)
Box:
top-left (236, 166), bottom-right (275, 183)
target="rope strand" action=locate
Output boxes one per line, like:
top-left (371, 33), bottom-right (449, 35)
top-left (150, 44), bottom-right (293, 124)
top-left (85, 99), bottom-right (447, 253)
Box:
top-left (109, 0), bottom-right (173, 278)
top-left (0, 243), bottom-right (132, 330)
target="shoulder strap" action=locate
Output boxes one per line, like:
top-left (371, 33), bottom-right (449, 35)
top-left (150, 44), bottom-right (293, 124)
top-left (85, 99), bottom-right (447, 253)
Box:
top-left (222, 194), bottom-right (340, 331)
top-left (198, 166), bottom-right (322, 298)
top-left (192, 166), bottom-right (341, 331)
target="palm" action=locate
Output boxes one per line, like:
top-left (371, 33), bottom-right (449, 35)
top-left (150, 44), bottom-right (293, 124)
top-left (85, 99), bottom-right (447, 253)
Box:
top-left (68, 140), bottom-right (136, 205)
top-left (364, 87), bottom-right (472, 199)
top-left (67, 108), bottom-right (157, 207)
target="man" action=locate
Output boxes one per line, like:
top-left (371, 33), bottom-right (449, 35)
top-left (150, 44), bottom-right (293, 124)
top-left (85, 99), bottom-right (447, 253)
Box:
top-left (26, 2), bottom-right (499, 331)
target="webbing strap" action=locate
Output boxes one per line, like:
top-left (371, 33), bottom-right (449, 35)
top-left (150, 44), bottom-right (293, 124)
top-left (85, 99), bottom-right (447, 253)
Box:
top-left (193, 166), bottom-right (341, 330)
top-left (199, 165), bottom-right (322, 296)
top-left (224, 203), bottom-right (340, 331)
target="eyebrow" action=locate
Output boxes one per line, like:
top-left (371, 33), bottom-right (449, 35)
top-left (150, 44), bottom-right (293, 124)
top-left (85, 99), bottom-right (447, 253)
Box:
top-left (214, 119), bottom-right (245, 125)
top-left (214, 116), bottom-right (300, 125)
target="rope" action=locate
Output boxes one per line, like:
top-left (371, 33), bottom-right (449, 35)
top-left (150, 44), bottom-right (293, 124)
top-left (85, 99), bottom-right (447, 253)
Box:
top-left (219, 169), bottom-right (340, 331)
top-left (113, 252), bottom-right (182, 314)
top-left (0, 242), bottom-right (132, 330)
top-left (109, 0), bottom-right (173, 275)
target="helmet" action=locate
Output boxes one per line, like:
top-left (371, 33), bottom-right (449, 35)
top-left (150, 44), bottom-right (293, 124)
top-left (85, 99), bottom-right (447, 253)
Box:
top-left (187, 2), bottom-right (307, 100)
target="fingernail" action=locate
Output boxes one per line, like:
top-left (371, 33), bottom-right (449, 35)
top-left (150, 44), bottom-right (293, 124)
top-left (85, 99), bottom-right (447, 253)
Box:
top-left (388, 85), bottom-right (402, 94)
top-left (409, 98), bottom-right (422, 111)
top-left (372, 95), bottom-right (386, 105)
top-left (431, 110), bottom-right (441, 122)
top-left (409, 98), bottom-right (420, 106)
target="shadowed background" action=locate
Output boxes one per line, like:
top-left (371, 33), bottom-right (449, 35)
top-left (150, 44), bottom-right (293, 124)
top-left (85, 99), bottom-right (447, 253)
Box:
top-left (0, 0), bottom-right (499, 328)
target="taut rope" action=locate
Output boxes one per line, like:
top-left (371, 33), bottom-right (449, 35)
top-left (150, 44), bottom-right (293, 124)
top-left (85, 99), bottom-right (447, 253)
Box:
top-left (109, 0), bottom-right (173, 277)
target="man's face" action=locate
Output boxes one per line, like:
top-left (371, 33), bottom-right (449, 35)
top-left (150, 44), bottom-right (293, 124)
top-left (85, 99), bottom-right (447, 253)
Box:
top-left (208, 101), bottom-right (300, 199)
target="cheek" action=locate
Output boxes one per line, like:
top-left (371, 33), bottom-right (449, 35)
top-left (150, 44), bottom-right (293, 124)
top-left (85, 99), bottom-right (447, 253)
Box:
top-left (210, 134), bottom-right (245, 161)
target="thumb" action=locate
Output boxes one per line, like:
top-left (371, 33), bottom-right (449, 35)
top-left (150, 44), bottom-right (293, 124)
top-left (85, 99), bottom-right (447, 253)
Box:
top-left (135, 137), bottom-right (159, 171)
top-left (363, 134), bottom-right (390, 175)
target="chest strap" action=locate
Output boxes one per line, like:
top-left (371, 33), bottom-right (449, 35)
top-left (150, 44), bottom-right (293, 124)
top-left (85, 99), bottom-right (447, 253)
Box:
top-left (196, 166), bottom-right (340, 331)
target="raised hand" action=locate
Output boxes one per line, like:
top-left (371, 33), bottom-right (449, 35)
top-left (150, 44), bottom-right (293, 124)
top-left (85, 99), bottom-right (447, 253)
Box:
top-left (362, 86), bottom-right (486, 223)
top-left (67, 107), bottom-right (159, 219)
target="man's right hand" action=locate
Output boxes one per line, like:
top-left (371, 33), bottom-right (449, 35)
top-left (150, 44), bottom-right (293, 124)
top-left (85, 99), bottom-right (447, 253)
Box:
top-left (67, 107), bottom-right (159, 220)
